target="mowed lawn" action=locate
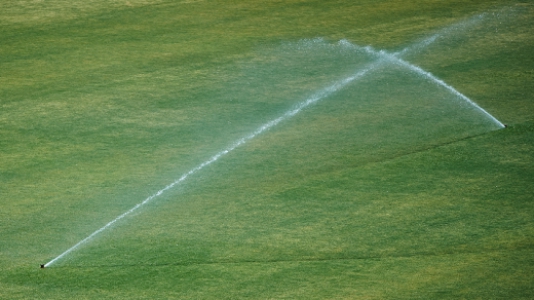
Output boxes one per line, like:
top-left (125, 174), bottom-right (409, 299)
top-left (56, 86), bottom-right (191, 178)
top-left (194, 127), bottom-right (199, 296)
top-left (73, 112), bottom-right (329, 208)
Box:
top-left (1, 0), bottom-right (533, 298)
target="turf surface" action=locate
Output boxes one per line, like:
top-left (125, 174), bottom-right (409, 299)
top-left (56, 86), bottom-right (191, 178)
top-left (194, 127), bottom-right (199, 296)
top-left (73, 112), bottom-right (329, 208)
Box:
top-left (1, 0), bottom-right (533, 298)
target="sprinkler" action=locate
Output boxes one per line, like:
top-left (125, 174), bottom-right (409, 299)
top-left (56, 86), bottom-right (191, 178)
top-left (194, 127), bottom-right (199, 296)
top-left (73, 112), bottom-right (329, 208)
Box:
top-left (40, 264), bottom-right (45, 269)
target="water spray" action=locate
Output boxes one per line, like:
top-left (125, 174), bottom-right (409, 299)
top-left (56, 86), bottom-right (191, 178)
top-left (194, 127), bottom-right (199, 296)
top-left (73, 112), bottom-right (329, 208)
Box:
top-left (42, 62), bottom-right (378, 268)
top-left (395, 12), bottom-right (488, 57)
top-left (43, 11), bottom-right (505, 268)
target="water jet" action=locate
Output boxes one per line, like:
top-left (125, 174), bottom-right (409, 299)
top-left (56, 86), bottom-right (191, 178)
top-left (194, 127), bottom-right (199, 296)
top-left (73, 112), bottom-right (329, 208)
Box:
top-left (44, 12), bottom-right (504, 267)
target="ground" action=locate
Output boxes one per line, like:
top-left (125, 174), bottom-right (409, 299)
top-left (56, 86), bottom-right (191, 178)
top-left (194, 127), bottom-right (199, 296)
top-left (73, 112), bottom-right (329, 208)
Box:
top-left (1, 0), bottom-right (533, 298)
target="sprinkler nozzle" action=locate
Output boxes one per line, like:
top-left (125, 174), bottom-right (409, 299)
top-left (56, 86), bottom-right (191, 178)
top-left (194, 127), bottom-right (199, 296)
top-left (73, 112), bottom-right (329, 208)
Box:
top-left (40, 264), bottom-right (45, 269)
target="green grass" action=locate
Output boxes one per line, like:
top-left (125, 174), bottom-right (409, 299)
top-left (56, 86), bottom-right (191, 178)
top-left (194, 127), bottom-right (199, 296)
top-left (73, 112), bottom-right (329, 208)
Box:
top-left (1, 0), bottom-right (533, 298)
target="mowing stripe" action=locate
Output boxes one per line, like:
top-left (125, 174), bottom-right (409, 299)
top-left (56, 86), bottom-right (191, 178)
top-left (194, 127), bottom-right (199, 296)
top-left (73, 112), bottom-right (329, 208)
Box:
top-left (44, 12), bottom-right (500, 267)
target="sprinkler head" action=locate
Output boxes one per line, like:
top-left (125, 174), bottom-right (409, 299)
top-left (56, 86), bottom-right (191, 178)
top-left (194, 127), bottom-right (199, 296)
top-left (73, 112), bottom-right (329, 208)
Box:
top-left (40, 264), bottom-right (45, 269)
top-left (504, 124), bottom-right (508, 128)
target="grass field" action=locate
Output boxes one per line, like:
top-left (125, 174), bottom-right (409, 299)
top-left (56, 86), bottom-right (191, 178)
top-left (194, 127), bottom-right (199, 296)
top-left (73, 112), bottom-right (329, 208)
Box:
top-left (1, 0), bottom-right (533, 298)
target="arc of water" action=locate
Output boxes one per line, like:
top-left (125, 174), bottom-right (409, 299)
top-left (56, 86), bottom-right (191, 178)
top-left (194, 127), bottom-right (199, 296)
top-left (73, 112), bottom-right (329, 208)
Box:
top-left (389, 52), bottom-right (504, 127)
top-left (44, 12), bottom-right (503, 267)
top-left (360, 46), bottom-right (505, 128)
